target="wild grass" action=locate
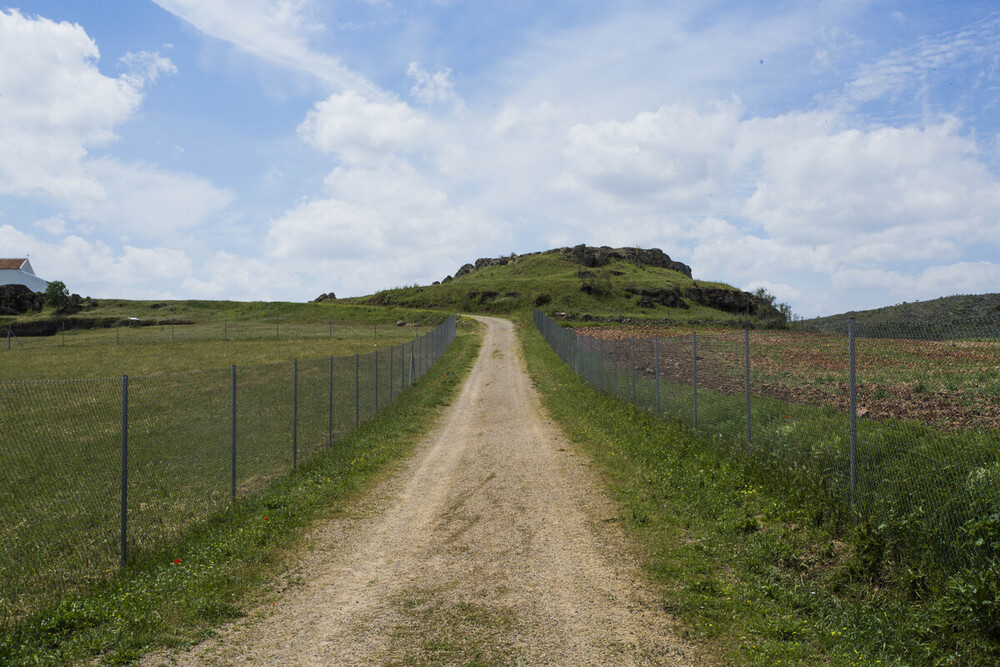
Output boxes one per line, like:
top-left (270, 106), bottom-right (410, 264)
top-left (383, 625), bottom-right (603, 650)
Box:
top-left (0, 319), bottom-right (481, 666)
top-left (346, 252), bottom-right (744, 322)
top-left (0, 315), bottom-right (462, 634)
top-left (1, 305), bottom-right (448, 381)
top-left (524, 314), bottom-right (1000, 665)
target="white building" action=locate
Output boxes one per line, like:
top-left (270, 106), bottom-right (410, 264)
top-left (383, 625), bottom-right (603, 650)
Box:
top-left (0, 258), bottom-right (49, 292)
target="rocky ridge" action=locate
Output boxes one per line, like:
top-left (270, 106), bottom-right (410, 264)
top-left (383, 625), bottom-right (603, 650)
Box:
top-left (443, 245), bottom-right (693, 284)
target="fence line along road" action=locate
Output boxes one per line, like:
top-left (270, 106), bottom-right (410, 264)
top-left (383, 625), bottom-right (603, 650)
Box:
top-left (2, 313), bottom-right (447, 351)
top-left (0, 316), bottom-right (457, 625)
top-left (534, 309), bottom-right (1000, 570)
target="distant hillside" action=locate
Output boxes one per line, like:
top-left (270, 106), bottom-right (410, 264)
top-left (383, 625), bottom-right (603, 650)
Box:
top-left (804, 293), bottom-right (1000, 334)
top-left (347, 244), bottom-right (785, 324)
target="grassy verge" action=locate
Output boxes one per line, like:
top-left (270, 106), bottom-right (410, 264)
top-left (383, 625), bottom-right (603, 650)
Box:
top-left (518, 317), bottom-right (1000, 666)
top-left (0, 322), bottom-right (483, 666)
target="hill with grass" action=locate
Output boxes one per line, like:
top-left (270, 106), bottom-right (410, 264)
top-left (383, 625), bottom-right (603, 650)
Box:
top-left (805, 293), bottom-right (1000, 330)
top-left (347, 244), bottom-right (783, 324)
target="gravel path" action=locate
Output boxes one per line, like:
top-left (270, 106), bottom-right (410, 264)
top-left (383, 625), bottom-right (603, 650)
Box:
top-left (146, 316), bottom-right (700, 666)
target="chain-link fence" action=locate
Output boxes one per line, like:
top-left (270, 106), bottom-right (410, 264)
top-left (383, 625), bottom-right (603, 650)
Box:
top-left (0, 316), bottom-right (457, 625)
top-left (534, 310), bottom-right (1000, 569)
top-left (1, 312), bottom-right (447, 351)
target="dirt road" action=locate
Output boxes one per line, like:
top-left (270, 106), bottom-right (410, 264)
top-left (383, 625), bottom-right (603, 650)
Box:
top-left (148, 316), bottom-right (697, 665)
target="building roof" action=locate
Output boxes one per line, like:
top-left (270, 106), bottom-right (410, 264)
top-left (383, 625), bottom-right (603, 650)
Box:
top-left (0, 258), bottom-right (28, 270)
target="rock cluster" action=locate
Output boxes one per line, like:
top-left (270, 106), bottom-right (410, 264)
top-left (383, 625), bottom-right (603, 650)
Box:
top-left (561, 245), bottom-right (693, 277)
top-left (313, 292), bottom-right (337, 302)
top-left (0, 285), bottom-right (44, 316)
top-left (446, 245), bottom-right (693, 283)
top-left (625, 286), bottom-right (688, 309)
top-left (683, 286), bottom-right (757, 315)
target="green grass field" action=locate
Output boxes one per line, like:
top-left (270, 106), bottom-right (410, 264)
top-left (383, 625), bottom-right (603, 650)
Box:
top-left (0, 320), bottom-right (482, 665)
top-left (530, 311), bottom-right (1000, 664)
top-left (0, 310), bottom-right (460, 628)
top-left (523, 314), bottom-right (1000, 665)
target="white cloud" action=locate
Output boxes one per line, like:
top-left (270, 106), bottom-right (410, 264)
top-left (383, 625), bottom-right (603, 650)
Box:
top-left (181, 251), bottom-right (301, 300)
top-left (33, 217), bottom-right (68, 235)
top-left (72, 159), bottom-right (235, 239)
top-left (845, 14), bottom-right (1000, 105)
top-left (742, 116), bottom-right (1000, 255)
top-left (297, 91), bottom-right (429, 164)
top-left (0, 224), bottom-right (192, 297)
top-left (119, 50), bottom-right (177, 87)
top-left (0, 9), bottom-right (232, 239)
top-left (560, 99), bottom-right (747, 210)
top-left (407, 62), bottom-right (464, 110)
top-left (0, 9), bottom-right (141, 202)
top-left (265, 159), bottom-right (505, 294)
top-left (150, 0), bottom-right (386, 98)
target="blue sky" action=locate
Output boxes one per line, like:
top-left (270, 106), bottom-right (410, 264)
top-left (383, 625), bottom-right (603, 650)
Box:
top-left (2, 1), bottom-right (999, 317)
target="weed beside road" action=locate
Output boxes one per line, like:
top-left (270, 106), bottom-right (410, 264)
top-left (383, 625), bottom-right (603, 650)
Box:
top-left (519, 317), bottom-right (1000, 666)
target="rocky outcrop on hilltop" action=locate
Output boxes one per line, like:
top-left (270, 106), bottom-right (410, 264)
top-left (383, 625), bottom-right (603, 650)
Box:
top-left (560, 245), bottom-right (692, 277)
top-left (445, 244), bottom-right (693, 283)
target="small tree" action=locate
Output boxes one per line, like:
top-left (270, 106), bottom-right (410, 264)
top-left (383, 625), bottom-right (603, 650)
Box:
top-left (45, 280), bottom-right (69, 310)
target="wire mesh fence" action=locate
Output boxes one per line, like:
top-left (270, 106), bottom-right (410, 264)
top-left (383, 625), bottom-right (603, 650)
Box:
top-left (1, 313), bottom-right (446, 352)
top-left (0, 315), bottom-right (457, 625)
top-left (534, 310), bottom-right (1000, 569)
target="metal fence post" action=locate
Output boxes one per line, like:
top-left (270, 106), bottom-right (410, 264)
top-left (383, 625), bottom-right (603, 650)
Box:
top-left (276, 314), bottom-right (280, 340)
top-left (744, 326), bottom-right (751, 457)
top-left (292, 359), bottom-right (298, 469)
top-left (171, 317), bottom-right (175, 342)
top-left (389, 344), bottom-right (394, 403)
top-left (62, 319), bottom-right (65, 346)
top-left (328, 356), bottom-right (334, 448)
top-left (231, 365), bottom-right (236, 498)
top-left (600, 338), bottom-right (605, 392)
top-left (848, 319), bottom-right (858, 505)
top-left (120, 375), bottom-right (128, 566)
top-left (116, 321), bottom-right (120, 345)
top-left (573, 331), bottom-right (580, 375)
top-left (614, 339), bottom-right (619, 397)
top-left (409, 347), bottom-right (415, 387)
top-left (655, 336), bottom-right (660, 414)
top-left (374, 348), bottom-right (379, 413)
top-left (224, 317), bottom-right (228, 341)
top-left (692, 332), bottom-right (698, 429)
top-left (355, 353), bottom-right (360, 430)
top-left (630, 337), bottom-right (636, 404)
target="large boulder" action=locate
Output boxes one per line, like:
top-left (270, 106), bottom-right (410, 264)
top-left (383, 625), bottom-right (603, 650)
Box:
top-left (0, 284), bottom-right (44, 316)
top-left (454, 263), bottom-right (475, 279)
top-left (684, 286), bottom-right (756, 315)
top-left (624, 286), bottom-right (688, 309)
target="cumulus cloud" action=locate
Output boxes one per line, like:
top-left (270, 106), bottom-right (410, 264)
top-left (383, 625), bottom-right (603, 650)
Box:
top-left (0, 224), bottom-right (192, 297)
top-left (297, 91), bottom-right (428, 164)
top-left (742, 116), bottom-right (1000, 255)
top-left (0, 9), bottom-right (142, 202)
top-left (560, 99), bottom-right (747, 210)
top-left (265, 159), bottom-right (505, 294)
top-left (0, 9), bottom-right (232, 239)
